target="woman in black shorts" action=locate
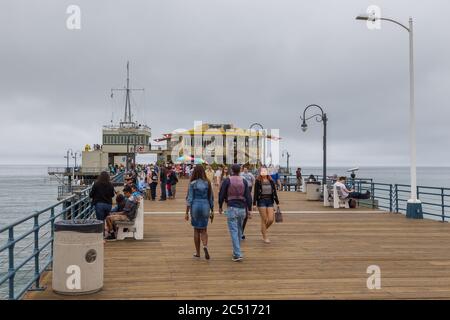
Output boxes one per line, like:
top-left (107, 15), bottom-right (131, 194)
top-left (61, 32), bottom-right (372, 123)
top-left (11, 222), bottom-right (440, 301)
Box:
top-left (253, 166), bottom-right (279, 243)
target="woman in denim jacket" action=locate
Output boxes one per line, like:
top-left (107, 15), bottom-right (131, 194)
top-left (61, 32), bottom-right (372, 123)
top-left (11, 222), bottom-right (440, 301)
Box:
top-left (186, 165), bottom-right (214, 260)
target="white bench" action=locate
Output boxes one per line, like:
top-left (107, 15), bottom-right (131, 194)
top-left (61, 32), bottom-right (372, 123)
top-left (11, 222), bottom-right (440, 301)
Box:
top-left (333, 185), bottom-right (350, 209)
top-left (115, 199), bottom-right (144, 240)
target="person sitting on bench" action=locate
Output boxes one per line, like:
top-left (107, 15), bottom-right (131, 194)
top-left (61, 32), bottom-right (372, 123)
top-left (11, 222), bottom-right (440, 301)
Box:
top-left (104, 185), bottom-right (138, 240)
top-left (110, 193), bottom-right (126, 213)
top-left (334, 176), bottom-right (371, 200)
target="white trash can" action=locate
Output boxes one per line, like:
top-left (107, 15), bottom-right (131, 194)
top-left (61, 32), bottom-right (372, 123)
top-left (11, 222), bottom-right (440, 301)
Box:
top-left (52, 220), bottom-right (104, 295)
top-left (306, 182), bottom-right (321, 201)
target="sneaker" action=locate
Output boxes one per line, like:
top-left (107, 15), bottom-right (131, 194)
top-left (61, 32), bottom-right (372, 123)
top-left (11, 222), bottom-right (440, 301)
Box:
top-left (193, 254), bottom-right (200, 259)
top-left (232, 256), bottom-right (243, 262)
top-left (263, 238), bottom-right (271, 244)
top-left (105, 234), bottom-right (116, 241)
top-left (203, 247), bottom-right (210, 260)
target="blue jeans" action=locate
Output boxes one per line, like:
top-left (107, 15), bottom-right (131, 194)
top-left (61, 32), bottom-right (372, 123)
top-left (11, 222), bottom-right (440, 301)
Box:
top-left (226, 207), bottom-right (246, 258)
top-left (160, 182), bottom-right (167, 200)
top-left (150, 182), bottom-right (157, 200)
top-left (94, 202), bottom-right (112, 221)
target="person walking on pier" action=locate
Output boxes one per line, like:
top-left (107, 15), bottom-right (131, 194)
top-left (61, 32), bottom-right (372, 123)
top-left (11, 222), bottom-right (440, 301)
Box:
top-left (167, 165), bottom-right (179, 199)
top-left (240, 165), bottom-right (255, 240)
top-left (219, 164), bottom-right (252, 262)
top-left (89, 171), bottom-right (115, 221)
top-left (185, 165), bottom-right (214, 260)
top-left (219, 165), bottom-right (230, 188)
top-left (253, 166), bottom-right (279, 243)
top-left (148, 167), bottom-right (158, 201)
top-left (159, 165), bottom-right (167, 201)
top-left (205, 165), bottom-right (215, 189)
top-left (296, 167), bottom-right (303, 192)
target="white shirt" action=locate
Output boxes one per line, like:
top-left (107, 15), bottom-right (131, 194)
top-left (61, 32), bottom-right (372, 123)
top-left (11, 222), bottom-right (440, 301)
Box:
top-left (335, 181), bottom-right (349, 198)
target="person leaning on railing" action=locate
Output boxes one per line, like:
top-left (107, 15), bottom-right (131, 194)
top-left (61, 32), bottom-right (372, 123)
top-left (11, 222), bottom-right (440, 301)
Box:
top-left (89, 171), bottom-right (116, 221)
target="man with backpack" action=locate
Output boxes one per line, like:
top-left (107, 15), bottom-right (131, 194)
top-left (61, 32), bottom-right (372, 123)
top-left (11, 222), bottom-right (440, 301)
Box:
top-left (219, 164), bottom-right (252, 262)
top-left (167, 165), bottom-right (179, 199)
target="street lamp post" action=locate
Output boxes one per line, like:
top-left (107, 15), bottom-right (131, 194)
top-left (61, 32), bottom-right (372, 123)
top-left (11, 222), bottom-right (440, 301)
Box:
top-left (356, 14), bottom-right (422, 219)
top-left (72, 151), bottom-right (81, 168)
top-left (249, 123), bottom-right (265, 167)
top-left (282, 149), bottom-right (291, 174)
top-left (64, 148), bottom-right (74, 185)
top-left (300, 104), bottom-right (329, 206)
top-left (64, 148), bottom-right (73, 171)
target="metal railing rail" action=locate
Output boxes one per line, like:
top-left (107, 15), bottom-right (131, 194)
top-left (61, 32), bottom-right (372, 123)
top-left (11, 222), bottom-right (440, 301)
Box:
top-left (0, 172), bottom-right (124, 300)
top-left (282, 174), bottom-right (450, 221)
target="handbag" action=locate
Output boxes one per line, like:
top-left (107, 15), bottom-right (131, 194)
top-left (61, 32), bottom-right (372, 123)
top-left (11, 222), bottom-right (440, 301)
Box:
top-left (275, 206), bottom-right (283, 223)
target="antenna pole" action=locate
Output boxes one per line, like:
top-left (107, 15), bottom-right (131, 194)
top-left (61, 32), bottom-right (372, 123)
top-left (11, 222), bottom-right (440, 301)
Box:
top-left (111, 61), bottom-right (144, 125)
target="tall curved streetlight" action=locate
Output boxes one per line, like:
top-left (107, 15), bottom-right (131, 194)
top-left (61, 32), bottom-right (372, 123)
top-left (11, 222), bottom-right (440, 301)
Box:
top-left (249, 123), bottom-right (265, 166)
top-left (300, 104), bottom-right (329, 206)
top-left (356, 14), bottom-right (422, 219)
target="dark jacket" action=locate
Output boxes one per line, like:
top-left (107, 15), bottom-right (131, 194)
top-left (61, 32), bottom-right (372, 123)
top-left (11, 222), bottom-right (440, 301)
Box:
top-left (89, 182), bottom-right (115, 205)
top-left (253, 179), bottom-right (279, 206)
top-left (168, 170), bottom-right (178, 185)
top-left (159, 167), bottom-right (167, 183)
top-left (219, 177), bottom-right (252, 211)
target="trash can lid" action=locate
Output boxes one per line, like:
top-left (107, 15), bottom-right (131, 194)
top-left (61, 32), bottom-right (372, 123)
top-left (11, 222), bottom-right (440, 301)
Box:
top-left (55, 219), bottom-right (104, 233)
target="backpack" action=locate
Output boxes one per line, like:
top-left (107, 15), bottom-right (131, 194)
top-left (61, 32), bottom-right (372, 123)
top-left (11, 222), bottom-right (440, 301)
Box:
top-left (227, 176), bottom-right (245, 202)
top-left (124, 199), bottom-right (139, 221)
top-left (169, 171), bottom-right (178, 185)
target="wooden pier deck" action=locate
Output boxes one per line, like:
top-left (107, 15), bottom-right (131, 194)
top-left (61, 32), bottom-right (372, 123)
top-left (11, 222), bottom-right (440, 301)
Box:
top-left (26, 179), bottom-right (450, 300)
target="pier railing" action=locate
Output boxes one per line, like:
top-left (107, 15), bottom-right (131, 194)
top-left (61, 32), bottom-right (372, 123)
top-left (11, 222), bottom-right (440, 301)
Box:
top-left (0, 172), bottom-right (124, 300)
top-left (280, 174), bottom-right (450, 221)
top-left (48, 167), bottom-right (109, 175)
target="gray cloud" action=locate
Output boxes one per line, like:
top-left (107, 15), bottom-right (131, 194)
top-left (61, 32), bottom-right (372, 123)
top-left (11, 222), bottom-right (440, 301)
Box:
top-left (1, 0), bottom-right (449, 166)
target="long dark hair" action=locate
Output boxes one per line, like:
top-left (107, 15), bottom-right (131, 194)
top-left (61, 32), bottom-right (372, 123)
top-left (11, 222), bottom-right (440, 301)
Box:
top-left (256, 166), bottom-right (273, 183)
top-left (190, 165), bottom-right (212, 199)
top-left (97, 171), bottom-right (111, 184)
top-left (221, 165), bottom-right (229, 180)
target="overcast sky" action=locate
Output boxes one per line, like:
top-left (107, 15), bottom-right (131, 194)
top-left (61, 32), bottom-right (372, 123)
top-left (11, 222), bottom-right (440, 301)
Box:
top-left (1, 0), bottom-right (449, 166)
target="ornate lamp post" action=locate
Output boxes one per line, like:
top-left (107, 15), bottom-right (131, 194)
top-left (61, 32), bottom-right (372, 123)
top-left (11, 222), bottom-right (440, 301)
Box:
top-left (300, 104), bottom-right (329, 206)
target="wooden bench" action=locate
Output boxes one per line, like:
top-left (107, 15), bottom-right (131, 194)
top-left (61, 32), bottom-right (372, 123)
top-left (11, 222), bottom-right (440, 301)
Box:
top-left (115, 198), bottom-right (144, 240)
